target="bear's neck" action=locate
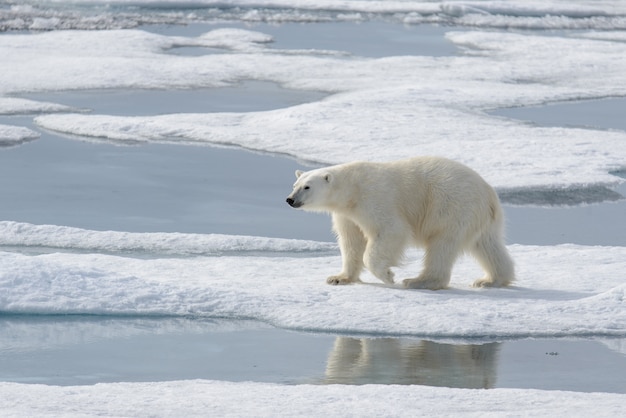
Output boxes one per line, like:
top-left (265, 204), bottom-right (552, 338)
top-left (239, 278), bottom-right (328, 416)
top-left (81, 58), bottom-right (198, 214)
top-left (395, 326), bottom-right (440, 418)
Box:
top-left (326, 177), bottom-right (360, 214)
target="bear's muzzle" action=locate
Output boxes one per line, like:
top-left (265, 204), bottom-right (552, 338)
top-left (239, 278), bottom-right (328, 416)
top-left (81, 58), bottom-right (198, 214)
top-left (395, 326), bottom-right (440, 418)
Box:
top-left (286, 197), bottom-right (302, 208)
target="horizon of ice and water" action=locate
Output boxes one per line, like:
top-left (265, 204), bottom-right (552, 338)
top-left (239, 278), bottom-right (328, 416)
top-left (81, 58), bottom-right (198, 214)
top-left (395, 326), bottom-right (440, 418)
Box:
top-left (3, 0), bottom-right (626, 31)
top-left (1, 1), bottom-right (626, 416)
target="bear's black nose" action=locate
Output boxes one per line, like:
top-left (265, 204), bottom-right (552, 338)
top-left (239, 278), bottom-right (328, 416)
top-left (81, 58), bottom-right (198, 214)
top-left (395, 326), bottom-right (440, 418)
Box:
top-left (286, 197), bottom-right (295, 207)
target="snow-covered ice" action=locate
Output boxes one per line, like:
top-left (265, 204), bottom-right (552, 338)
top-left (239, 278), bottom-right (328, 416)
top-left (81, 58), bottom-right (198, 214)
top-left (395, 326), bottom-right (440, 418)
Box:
top-left (1, 26), bottom-right (625, 189)
top-left (0, 97), bottom-right (77, 115)
top-left (0, 221), bottom-right (336, 257)
top-left (0, 124), bottom-right (39, 146)
top-left (1, 379), bottom-right (625, 417)
top-left (2, 1), bottom-right (626, 416)
top-left (0, 98), bottom-right (74, 145)
top-left (1, 222), bottom-right (624, 338)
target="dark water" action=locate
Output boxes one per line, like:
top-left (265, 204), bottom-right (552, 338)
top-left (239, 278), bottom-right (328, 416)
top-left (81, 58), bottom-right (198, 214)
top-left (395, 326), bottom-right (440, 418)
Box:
top-left (18, 81), bottom-right (327, 116)
top-left (0, 82), bottom-right (331, 241)
top-left (490, 97), bottom-right (626, 132)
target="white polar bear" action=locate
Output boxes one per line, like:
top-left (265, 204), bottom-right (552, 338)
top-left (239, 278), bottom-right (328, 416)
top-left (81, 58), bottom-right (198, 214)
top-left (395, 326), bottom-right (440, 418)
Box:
top-left (286, 156), bottom-right (514, 290)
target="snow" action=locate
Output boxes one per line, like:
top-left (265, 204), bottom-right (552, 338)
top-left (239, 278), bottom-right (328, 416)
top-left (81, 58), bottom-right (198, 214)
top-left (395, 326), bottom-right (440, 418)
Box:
top-left (0, 221), bottom-right (336, 257)
top-left (1, 380), bottom-right (625, 417)
top-left (1, 222), bottom-right (624, 338)
top-left (0, 97), bottom-right (72, 145)
top-left (0, 124), bottom-right (39, 146)
top-left (0, 97), bottom-right (77, 115)
top-left (1, 27), bottom-right (624, 188)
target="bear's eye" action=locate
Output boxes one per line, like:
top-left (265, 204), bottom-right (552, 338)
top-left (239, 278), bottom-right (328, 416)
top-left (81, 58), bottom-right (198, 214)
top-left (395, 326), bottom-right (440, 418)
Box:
top-left (304, 186), bottom-right (310, 190)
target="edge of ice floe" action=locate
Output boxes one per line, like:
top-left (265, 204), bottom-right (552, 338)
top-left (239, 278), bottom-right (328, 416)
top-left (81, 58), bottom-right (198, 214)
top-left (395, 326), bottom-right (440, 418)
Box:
top-left (0, 124), bottom-right (40, 146)
top-left (0, 97), bottom-right (78, 115)
top-left (1, 232), bottom-right (625, 338)
top-left (0, 379), bottom-right (625, 417)
top-left (0, 221), bottom-right (338, 257)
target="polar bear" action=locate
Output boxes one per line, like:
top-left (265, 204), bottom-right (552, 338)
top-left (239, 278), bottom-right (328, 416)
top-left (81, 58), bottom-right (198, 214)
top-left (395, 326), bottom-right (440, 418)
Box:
top-left (286, 156), bottom-right (514, 290)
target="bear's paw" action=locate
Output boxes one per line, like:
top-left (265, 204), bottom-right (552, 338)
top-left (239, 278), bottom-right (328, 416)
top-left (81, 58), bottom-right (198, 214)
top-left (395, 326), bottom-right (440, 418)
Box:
top-left (472, 276), bottom-right (510, 288)
top-left (403, 277), bottom-right (448, 291)
top-left (326, 275), bottom-right (357, 286)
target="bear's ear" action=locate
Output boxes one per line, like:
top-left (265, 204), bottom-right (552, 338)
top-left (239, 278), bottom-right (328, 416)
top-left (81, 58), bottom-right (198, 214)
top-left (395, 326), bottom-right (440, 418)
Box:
top-left (324, 173), bottom-right (332, 183)
top-left (295, 170), bottom-right (304, 179)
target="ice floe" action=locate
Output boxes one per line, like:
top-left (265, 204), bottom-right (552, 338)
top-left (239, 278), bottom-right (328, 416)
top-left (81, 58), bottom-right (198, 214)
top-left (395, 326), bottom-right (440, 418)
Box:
top-left (0, 221), bottom-right (336, 257)
top-left (1, 379), bottom-right (625, 417)
top-left (0, 97), bottom-right (77, 115)
top-left (1, 223), bottom-right (624, 338)
top-left (0, 124), bottom-right (39, 146)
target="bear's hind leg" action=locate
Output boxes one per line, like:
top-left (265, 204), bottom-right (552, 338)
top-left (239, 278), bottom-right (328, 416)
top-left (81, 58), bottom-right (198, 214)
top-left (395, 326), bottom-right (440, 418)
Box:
top-left (328, 215), bottom-right (366, 285)
top-left (403, 237), bottom-right (458, 290)
top-left (470, 228), bottom-right (515, 288)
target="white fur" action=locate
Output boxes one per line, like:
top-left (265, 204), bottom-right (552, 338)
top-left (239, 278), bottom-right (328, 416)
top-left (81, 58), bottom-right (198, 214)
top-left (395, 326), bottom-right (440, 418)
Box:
top-left (286, 157), bottom-right (515, 290)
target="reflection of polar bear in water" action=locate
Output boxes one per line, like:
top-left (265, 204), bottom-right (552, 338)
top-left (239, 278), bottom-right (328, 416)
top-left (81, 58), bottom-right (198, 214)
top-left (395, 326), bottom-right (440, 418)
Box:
top-left (324, 337), bottom-right (500, 388)
top-left (286, 157), bottom-right (515, 290)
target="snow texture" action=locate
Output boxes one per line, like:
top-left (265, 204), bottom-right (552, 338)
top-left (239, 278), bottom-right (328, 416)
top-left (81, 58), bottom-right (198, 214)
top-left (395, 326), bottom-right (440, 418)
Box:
top-left (1, 223), bottom-right (624, 338)
top-left (0, 380), bottom-right (624, 417)
top-left (0, 221), bottom-right (336, 257)
top-left (0, 124), bottom-right (39, 146)
top-left (0, 97), bottom-right (77, 115)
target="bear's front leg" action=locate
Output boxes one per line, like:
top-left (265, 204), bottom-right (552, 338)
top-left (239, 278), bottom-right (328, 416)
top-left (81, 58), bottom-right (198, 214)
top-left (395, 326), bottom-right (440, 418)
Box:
top-left (363, 229), bottom-right (406, 285)
top-left (329, 214), bottom-right (366, 285)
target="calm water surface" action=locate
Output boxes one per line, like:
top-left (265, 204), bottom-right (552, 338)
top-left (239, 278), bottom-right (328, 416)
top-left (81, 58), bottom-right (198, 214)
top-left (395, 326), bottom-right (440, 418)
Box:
top-left (1, 316), bottom-right (624, 393)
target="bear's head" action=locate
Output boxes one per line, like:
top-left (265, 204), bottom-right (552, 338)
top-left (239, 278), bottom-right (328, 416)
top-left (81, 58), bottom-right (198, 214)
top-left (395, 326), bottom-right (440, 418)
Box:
top-left (286, 168), bottom-right (333, 212)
